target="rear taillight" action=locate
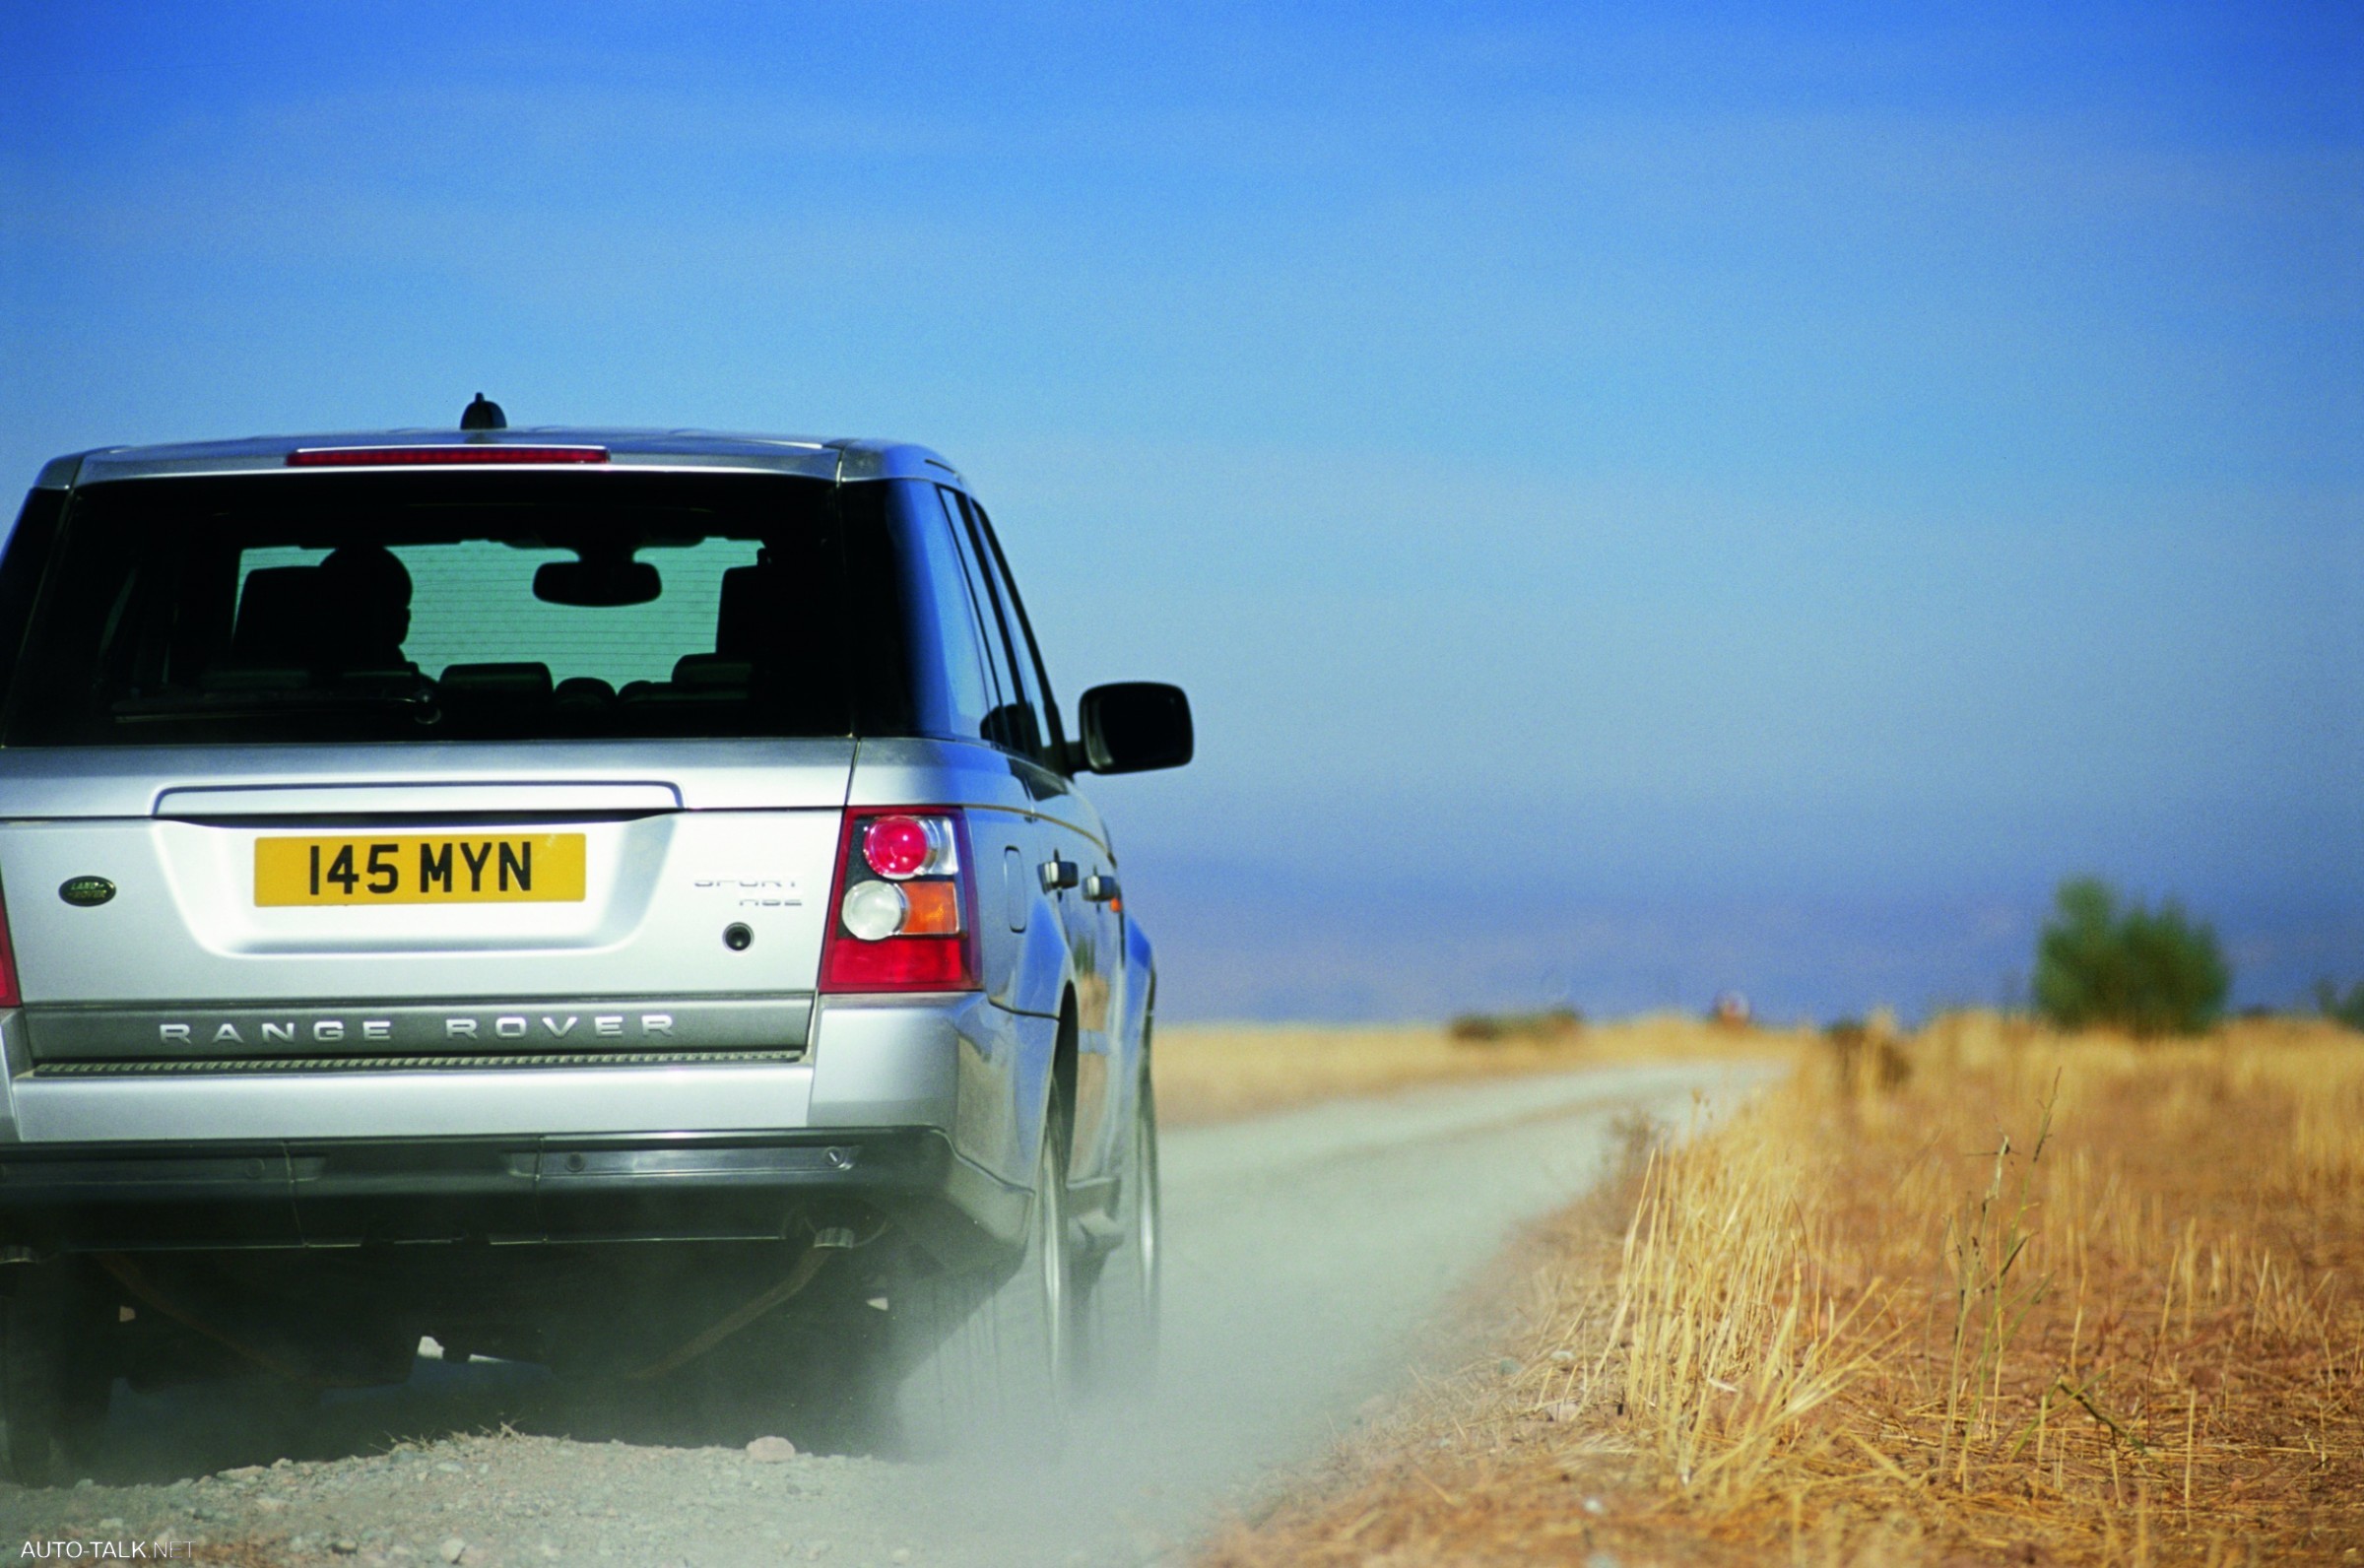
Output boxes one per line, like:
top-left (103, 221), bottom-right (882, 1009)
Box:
top-left (819, 809), bottom-right (980, 994)
top-left (0, 879), bottom-right (21, 1009)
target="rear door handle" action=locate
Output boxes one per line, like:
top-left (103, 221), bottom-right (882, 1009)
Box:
top-left (1039, 857), bottom-right (1080, 893)
top-left (1083, 874), bottom-right (1120, 904)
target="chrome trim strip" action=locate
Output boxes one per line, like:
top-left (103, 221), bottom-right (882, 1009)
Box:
top-left (9, 1061), bottom-right (818, 1143)
top-left (33, 1049), bottom-right (802, 1075)
top-left (153, 782), bottom-right (684, 818)
top-left (24, 997), bottom-right (813, 1064)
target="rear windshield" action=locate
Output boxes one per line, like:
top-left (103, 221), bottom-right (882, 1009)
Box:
top-left (1, 472), bottom-right (901, 746)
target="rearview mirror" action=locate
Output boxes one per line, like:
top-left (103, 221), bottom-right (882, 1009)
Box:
top-left (534, 557), bottom-right (661, 608)
top-left (1075, 683), bottom-right (1193, 774)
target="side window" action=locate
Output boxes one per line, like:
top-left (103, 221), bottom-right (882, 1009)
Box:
top-left (906, 489), bottom-right (997, 741)
top-left (938, 488), bottom-right (1012, 717)
top-left (943, 490), bottom-right (1046, 762)
top-left (969, 502), bottom-right (1067, 760)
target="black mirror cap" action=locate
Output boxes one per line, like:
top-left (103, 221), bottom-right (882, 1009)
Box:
top-left (1078, 682), bottom-right (1193, 774)
top-left (533, 558), bottom-right (661, 608)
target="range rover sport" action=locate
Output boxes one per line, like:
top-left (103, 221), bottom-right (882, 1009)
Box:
top-left (0, 406), bottom-right (1191, 1478)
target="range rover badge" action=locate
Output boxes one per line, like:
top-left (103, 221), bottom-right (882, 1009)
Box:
top-left (59, 877), bottom-right (115, 907)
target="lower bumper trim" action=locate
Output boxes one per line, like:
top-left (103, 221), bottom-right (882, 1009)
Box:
top-left (0, 1129), bottom-right (1015, 1261)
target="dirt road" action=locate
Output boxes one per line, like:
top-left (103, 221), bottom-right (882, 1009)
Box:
top-left (1, 1059), bottom-right (1771, 1566)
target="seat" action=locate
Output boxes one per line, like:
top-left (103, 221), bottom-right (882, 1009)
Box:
top-left (228, 549), bottom-right (417, 677)
top-left (229, 566), bottom-right (324, 667)
top-left (714, 561), bottom-right (788, 662)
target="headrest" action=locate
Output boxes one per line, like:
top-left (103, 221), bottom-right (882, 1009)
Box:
top-left (230, 566), bottom-right (323, 665)
top-left (715, 563), bottom-right (783, 660)
top-left (313, 546), bottom-right (414, 669)
top-left (437, 663), bottom-right (553, 702)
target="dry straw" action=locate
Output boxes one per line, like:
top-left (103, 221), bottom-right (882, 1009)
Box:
top-left (1572, 1013), bottom-right (2364, 1560)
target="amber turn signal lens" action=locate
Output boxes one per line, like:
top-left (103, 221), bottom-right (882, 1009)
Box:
top-left (900, 880), bottom-right (961, 935)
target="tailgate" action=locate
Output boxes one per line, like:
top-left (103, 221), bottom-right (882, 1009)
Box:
top-left (0, 745), bottom-right (851, 1068)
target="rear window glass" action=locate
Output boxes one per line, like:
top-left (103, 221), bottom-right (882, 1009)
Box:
top-left (235, 539), bottom-right (753, 691)
top-left (3, 472), bottom-right (892, 746)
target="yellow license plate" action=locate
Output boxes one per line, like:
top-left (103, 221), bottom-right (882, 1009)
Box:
top-left (254, 834), bottom-right (587, 906)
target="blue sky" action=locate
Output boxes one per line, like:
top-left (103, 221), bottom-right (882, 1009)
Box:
top-left (4, 2), bottom-right (2358, 1020)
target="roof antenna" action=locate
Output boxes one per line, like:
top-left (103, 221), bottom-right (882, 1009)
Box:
top-left (461, 392), bottom-right (507, 431)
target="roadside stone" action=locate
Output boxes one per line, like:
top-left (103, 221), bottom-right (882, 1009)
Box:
top-left (745, 1435), bottom-right (798, 1463)
top-left (333, 1539), bottom-right (360, 1555)
top-left (1543, 1400), bottom-right (1583, 1422)
top-left (441, 1537), bottom-right (467, 1564)
top-left (1549, 1349), bottom-right (1577, 1365)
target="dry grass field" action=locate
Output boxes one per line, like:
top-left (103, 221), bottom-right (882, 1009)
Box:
top-left (1151, 1013), bottom-right (1801, 1126)
top-left (1200, 1013), bottom-right (2364, 1566)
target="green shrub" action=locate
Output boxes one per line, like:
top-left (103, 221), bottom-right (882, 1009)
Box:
top-left (1447, 1007), bottom-right (1583, 1046)
top-left (2032, 878), bottom-right (2229, 1038)
top-left (2314, 979), bottom-right (2364, 1031)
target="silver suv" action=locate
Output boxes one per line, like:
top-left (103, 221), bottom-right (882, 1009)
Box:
top-left (0, 405), bottom-right (1191, 1477)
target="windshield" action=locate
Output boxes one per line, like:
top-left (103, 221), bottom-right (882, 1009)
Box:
top-left (2, 471), bottom-right (895, 746)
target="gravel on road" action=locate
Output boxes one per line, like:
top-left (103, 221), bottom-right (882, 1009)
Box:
top-left (1, 1059), bottom-right (1774, 1567)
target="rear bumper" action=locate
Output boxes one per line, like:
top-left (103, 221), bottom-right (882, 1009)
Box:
top-left (0, 995), bottom-right (1049, 1269)
top-left (0, 1127), bottom-right (1022, 1267)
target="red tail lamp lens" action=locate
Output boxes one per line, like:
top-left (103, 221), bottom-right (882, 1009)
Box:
top-left (0, 880), bottom-right (20, 1009)
top-left (821, 933), bottom-right (972, 990)
top-left (862, 815), bottom-right (954, 879)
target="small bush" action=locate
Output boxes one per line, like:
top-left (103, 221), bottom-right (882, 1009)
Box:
top-left (2032, 878), bottom-right (2228, 1038)
top-left (1447, 1007), bottom-right (1582, 1046)
top-left (1824, 1016), bottom-right (1910, 1092)
top-left (2315, 979), bottom-right (2364, 1032)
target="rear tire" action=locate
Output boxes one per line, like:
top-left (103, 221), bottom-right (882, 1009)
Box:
top-left (0, 1259), bottom-right (115, 1485)
top-left (889, 1083), bottom-right (1073, 1460)
top-left (1078, 1072), bottom-right (1159, 1400)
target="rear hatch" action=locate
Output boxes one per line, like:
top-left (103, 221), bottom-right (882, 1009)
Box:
top-left (0, 747), bottom-right (848, 1070)
top-left (0, 466), bottom-right (893, 1073)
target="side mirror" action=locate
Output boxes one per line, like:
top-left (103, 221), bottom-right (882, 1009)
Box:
top-left (1075, 683), bottom-right (1193, 774)
top-left (534, 557), bottom-right (661, 608)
